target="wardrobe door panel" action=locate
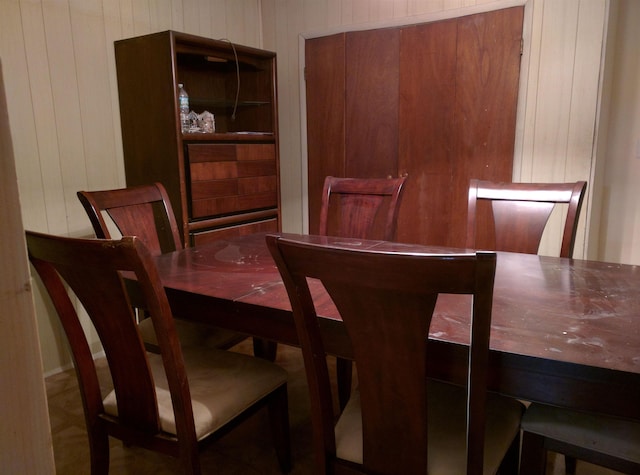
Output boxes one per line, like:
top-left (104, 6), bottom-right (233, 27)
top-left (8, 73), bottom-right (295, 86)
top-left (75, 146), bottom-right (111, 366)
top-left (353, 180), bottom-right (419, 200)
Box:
top-left (345, 29), bottom-right (400, 178)
top-left (449, 7), bottom-right (523, 247)
top-left (398, 19), bottom-right (458, 247)
top-left (306, 33), bottom-right (346, 234)
top-left (305, 7), bottom-right (523, 246)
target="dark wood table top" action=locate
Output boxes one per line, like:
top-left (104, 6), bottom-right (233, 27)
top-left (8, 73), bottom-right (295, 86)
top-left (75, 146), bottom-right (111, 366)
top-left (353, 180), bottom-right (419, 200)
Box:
top-left (153, 232), bottom-right (640, 420)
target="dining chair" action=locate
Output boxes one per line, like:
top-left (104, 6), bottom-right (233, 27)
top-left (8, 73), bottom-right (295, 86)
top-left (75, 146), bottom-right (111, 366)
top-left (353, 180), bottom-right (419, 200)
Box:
top-left (466, 179), bottom-right (640, 474)
top-left (319, 175), bottom-right (407, 241)
top-left (26, 230), bottom-right (291, 475)
top-left (466, 179), bottom-right (587, 257)
top-left (519, 404), bottom-right (640, 475)
top-left (318, 175), bottom-right (407, 410)
top-left (77, 183), bottom-right (244, 352)
top-left (266, 234), bottom-right (524, 475)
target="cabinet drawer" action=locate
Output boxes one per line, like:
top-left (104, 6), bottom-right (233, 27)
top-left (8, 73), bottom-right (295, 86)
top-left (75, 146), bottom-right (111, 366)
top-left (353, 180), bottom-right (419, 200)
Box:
top-left (190, 218), bottom-right (278, 246)
top-left (187, 143), bottom-right (277, 218)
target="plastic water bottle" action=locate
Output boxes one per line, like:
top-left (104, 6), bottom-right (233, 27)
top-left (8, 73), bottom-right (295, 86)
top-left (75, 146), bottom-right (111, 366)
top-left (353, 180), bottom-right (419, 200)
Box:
top-left (178, 84), bottom-right (189, 133)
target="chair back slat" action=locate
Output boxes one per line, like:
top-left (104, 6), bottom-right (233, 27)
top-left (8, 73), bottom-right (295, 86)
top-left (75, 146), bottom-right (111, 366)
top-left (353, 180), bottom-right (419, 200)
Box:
top-left (319, 176), bottom-right (406, 241)
top-left (467, 179), bottom-right (586, 257)
top-left (77, 183), bottom-right (182, 255)
top-left (267, 234), bottom-right (496, 475)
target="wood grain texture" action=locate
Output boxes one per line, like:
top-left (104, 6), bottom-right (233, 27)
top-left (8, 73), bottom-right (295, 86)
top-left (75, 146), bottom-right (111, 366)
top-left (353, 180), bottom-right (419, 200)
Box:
top-left (345, 27), bottom-right (400, 178)
top-left (306, 8), bottom-right (523, 248)
top-left (151, 232), bottom-right (640, 422)
top-left (449, 7), bottom-right (523, 247)
top-left (398, 19), bottom-right (458, 247)
top-left (305, 33), bottom-right (347, 234)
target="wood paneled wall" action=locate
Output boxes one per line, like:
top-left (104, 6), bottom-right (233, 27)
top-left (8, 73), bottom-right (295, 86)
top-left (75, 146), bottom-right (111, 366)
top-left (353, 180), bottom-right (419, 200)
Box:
top-left (0, 0), bottom-right (264, 374)
top-left (2, 0), bottom-right (630, 378)
top-left (595, 0), bottom-right (640, 264)
top-left (262, 0), bottom-right (607, 258)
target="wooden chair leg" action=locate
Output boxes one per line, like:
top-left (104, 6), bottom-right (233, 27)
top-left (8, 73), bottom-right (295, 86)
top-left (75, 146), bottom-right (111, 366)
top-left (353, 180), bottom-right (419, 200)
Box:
top-left (267, 384), bottom-right (292, 473)
top-left (520, 431), bottom-right (548, 475)
top-left (253, 338), bottom-right (278, 361)
top-left (497, 432), bottom-right (521, 475)
top-left (88, 425), bottom-right (110, 475)
top-left (336, 357), bottom-right (352, 411)
top-left (564, 455), bottom-right (577, 474)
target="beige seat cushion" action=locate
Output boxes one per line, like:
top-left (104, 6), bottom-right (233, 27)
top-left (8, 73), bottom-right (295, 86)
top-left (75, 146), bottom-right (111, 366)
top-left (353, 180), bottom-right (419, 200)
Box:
top-left (138, 317), bottom-right (243, 349)
top-left (103, 347), bottom-right (287, 440)
top-left (521, 402), bottom-right (640, 463)
top-left (335, 380), bottom-right (524, 475)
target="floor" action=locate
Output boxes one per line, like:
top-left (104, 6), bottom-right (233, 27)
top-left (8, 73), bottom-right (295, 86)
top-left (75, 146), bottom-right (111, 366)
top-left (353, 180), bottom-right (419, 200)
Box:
top-left (46, 340), bottom-right (624, 474)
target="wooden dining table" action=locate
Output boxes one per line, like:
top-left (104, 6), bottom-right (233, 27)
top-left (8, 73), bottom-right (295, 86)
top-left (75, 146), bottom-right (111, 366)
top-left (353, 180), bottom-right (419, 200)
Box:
top-left (149, 232), bottom-right (640, 422)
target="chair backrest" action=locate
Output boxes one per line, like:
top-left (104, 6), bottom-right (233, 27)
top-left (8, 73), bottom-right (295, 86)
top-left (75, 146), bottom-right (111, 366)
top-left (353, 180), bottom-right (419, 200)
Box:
top-left (318, 176), bottom-right (406, 241)
top-left (25, 231), bottom-right (198, 461)
top-left (77, 182), bottom-right (182, 255)
top-left (267, 234), bottom-right (497, 474)
top-left (466, 179), bottom-right (587, 257)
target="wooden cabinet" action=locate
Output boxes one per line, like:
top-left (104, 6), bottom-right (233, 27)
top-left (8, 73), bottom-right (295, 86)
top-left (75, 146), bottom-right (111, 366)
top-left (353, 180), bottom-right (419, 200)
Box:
top-left (305, 7), bottom-right (523, 248)
top-left (115, 31), bottom-right (280, 246)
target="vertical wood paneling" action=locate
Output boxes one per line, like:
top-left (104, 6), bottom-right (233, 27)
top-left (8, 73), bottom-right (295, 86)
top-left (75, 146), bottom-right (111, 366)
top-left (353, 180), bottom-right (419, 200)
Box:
top-left (392, 1), bottom-right (410, 18)
top-left (150, 0), bottom-right (173, 31)
top-left (118, 0), bottom-right (135, 38)
top-left (224, 1), bottom-right (244, 42)
top-left (182, 0), bottom-right (199, 32)
top-left (210, 0), bottom-right (227, 38)
top-left (13, 0), bottom-right (54, 232)
top-left (0, 0), bottom-right (613, 368)
top-left (351, 0), bottom-right (371, 23)
top-left (371, 0), bottom-right (395, 21)
top-left (265, 0), bottom-right (603, 257)
top-left (516, 0), bottom-right (605, 256)
top-left (103, 0), bottom-right (127, 187)
top-left (42, 0), bottom-right (88, 235)
top-left (326, 0), bottom-right (342, 26)
top-left (532, 1), bottom-right (579, 179)
top-left (568, 0), bottom-right (605, 180)
top-left (345, 28), bottom-right (399, 177)
top-left (171, 0), bottom-right (184, 31)
top-left (302, 0), bottom-right (329, 32)
top-left (562, 0), bottom-right (606, 256)
top-left (341, 0), bottom-right (354, 25)
top-left (411, 0), bottom-right (445, 15)
top-left (597, 0), bottom-right (640, 264)
top-left (24, 1), bottom-right (70, 236)
top-left (197, 0), bottom-right (213, 37)
top-left (398, 20), bottom-right (457, 246)
top-left (277, 2), bottom-right (306, 231)
top-left (131, 0), bottom-right (152, 35)
top-left (1, 0), bottom-right (266, 374)
top-left (450, 8), bottom-right (522, 247)
top-left (70, 0), bottom-right (120, 194)
top-left (306, 33), bottom-right (346, 233)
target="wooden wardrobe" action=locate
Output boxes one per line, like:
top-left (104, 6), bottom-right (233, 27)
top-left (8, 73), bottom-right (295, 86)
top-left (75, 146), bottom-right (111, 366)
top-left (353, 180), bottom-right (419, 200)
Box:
top-left (305, 7), bottom-right (524, 248)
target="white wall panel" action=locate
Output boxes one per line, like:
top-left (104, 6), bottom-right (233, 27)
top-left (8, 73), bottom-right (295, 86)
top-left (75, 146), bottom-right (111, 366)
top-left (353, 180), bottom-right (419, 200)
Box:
top-left (11, 1), bottom-right (53, 233)
top-left (0, 0), bottom-right (265, 374)
top-left (598, 0), bottom-right (640, 264)
top-left (210, 0), bottom-right (227, 37)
